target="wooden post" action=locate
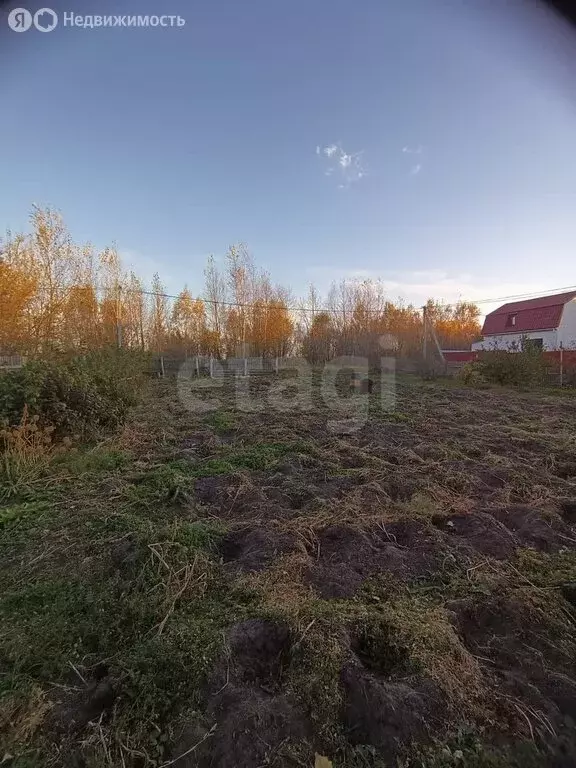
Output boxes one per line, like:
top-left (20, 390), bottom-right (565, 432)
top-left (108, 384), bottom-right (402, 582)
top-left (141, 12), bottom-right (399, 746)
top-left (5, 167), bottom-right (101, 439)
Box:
top-left (159, 356), bottom-right (165, 378)
top-left (209, 356), bottom-right (214, 378)
top-left (195, 356), bottom-right (200, 377)
top-left (560, 344), bottom-right (564, 388)
top-left (244, 357), bottom-right (248, 377)
top-left (275, 356), bottom-right (279, 375)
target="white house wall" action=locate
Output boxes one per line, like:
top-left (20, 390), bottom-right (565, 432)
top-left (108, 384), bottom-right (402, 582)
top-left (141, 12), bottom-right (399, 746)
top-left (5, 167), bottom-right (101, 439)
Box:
top-left (558, 299), bottom-right (576, 349)
top-left (472, 329), bottom-right (558, 351)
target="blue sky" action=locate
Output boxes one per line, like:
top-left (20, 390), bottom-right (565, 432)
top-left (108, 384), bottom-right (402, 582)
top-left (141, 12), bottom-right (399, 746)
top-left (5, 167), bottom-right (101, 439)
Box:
top-left (1, 0), bottom-right (576, 313)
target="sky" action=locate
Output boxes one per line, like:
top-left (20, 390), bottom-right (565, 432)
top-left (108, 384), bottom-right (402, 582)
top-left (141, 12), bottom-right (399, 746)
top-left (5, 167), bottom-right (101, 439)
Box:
top-left (1, 0), bottom-right (576, 315)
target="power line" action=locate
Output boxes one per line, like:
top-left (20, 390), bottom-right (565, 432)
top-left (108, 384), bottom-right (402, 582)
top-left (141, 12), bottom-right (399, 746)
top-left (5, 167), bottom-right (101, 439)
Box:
top-left (115, 284), bottom-right (576, 315)
top-left (469, 285), bottom-right (576, 305)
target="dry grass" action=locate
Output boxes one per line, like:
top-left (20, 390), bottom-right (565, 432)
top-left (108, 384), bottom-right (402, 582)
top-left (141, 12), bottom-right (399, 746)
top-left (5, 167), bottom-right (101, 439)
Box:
top-left (0, 406), bottom-right (62, 498)
top-left (0, 685), bottom-right (53, 747)
top-left (2, 374), bottom-right (576, 767)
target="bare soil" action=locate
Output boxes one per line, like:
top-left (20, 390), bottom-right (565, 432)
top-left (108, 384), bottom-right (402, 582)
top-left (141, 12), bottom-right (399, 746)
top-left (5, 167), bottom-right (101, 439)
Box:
top-left (2, 373), bottom-right (576, 767)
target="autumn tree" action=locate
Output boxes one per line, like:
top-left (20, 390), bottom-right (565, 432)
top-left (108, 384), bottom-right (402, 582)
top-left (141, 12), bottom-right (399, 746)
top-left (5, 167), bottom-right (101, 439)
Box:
top-left (425, 300), bottom-right (481, 350)
top-left (148, 273), bottom-right (169, 353)
top-left (122, 271), bottom-right (146, 349)
top-left (170, 287), bottom-right (206, 356)
top-left (60, 243), bottom-right (100, 350)
top-left (0, 205), bottom-right (483, 362)
top-left (0, 257), bottom-right (37, 353)
top-left (63, 285), bottom-right (100, 350)
top-left (302, 312), bottom-right (334, 363)
top-left (98, 246), bottom-right (125, 347)
top-left (6, 207), bottom-right (78, 353)
top-left (203, 255), bottom-right (226, 357)
top-left (226, 245), bottom-right (253, 356)
top-left (263, 299), bottom-right (293, 356)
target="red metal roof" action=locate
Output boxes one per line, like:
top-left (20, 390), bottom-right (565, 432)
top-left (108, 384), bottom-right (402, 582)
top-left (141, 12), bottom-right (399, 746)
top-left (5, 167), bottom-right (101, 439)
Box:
top-left (482, 291), bottom-right (576, 335)
top-left (442, 350), bottom-right (478, 362)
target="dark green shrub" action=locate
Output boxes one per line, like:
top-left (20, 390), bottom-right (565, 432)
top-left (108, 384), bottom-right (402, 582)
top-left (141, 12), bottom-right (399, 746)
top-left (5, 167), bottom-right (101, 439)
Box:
top-left (0, 349), bottom-right (149, 439)
top-left (465, 343), bottom-right (550, 389)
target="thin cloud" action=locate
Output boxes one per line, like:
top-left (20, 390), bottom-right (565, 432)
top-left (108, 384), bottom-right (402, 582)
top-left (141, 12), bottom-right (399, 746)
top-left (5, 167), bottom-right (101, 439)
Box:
top-left (317, 143), bottom-right (366, 188)
top-left (304, 267), bottom-right (559, 318)
top-left (402, 144), bottom-right (424, 176)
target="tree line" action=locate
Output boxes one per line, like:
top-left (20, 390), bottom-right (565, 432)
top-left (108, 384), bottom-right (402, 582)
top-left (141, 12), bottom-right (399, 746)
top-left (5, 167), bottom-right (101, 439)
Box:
top-left (1, 207), bottom-right (481, 360)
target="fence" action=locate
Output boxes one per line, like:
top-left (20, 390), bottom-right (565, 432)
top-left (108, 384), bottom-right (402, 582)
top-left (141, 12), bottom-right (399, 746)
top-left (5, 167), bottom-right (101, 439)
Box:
top-left (152, 354), bottom-right (440, 381)
top-left (0, 355), bottom-right (25, 371)
top-left (546, 350), bottom-right (576, 387)
top-left (439, 349), bottom-right (576, 386)
top-left (153, 355), bottom-right (286, 378)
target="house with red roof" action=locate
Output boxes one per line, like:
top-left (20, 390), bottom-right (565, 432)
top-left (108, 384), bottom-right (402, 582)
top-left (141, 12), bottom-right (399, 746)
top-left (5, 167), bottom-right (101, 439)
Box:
top-left (472, 291), bottom-right (576, 351)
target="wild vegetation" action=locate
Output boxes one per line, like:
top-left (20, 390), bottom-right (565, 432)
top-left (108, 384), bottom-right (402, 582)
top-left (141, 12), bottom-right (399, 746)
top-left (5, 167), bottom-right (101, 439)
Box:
top-left (1, 207), bottom-right (481, 361)
top-left (1, 364), bottom-right (576, 767)
top-left (459, 345), bottom-right (552, 389)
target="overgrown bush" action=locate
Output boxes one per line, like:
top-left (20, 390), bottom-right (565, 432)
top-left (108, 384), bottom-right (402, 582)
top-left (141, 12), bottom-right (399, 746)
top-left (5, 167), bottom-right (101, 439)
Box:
top-left (460, 345), bottom-right (549, 389)
top-left (481, 345), bottom-right (549, 388)
top-left (0, 349), bottom-right (149, 440)
top-left (458, 362), bottom-right (488, 388)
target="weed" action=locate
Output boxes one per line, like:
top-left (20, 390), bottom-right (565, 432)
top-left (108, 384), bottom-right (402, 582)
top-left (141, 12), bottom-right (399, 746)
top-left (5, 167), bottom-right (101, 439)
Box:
top-left (4, 374), bottom-right (576, 766)
top-left (461, 346), bottom-right (550, 390)
top-left (353, 594), bottom-right (485, 710)
top-left (0, 407), bottom-right (60, 502)
top-left (0, 349), bottom-right (149, 440)
top-left (52, 446), bottom-right (131, 475)
top-left (373, 408), bottom-right (413, 424)
top-left (0, 500), bottom-right (52, 528)
top-left (204, 410), bottom-right (238, 433)
top-left (123, 460), bottom-right (195, 505)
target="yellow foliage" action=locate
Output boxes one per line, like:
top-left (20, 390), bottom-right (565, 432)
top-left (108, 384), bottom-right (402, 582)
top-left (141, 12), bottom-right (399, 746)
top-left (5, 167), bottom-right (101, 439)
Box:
top-left (0, 207), bottom-right (481, 360)
top-left (0, 260), bottom-right (37, 352)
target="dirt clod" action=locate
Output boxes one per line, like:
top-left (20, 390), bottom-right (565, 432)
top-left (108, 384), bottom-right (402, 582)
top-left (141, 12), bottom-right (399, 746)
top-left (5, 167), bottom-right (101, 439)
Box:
top-left (219, 527), bottom-right (299, 573)
top-left (304, 523), bottom-right (443, 598)
top-left (194, 688), bottom-right (308, 768)
top-left (226, 619), bottom-right (292, 688)
top-left (49, 677), bottom-right (116, 735)
top-left (341, 662), bottom-right (445, 763)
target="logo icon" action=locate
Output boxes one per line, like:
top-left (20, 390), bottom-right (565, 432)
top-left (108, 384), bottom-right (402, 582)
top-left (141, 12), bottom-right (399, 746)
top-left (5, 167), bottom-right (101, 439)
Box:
top-left (34, 8), bottom-right (57, 31)
top-left (8, 8), bottom-right (32, 31)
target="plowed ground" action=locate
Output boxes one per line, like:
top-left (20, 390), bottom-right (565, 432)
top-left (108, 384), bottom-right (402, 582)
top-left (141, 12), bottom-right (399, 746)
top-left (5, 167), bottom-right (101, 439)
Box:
top-left (2, 373), bottom-right (576, 767)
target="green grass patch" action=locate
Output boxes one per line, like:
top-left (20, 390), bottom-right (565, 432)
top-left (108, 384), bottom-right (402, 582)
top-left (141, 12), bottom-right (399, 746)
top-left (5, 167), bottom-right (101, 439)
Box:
top-left (0, 500), bottom-right (53, 528)
top-left (513, 549), bottom-right (576, 590)
top-left (204, 409), bottom-right (239, 433)
top-left (372, 408), bottom-right (413, 424)
top-left (52, 446), bottom-right (131, 475)
top-left (122, 441), bottom-right (314, 506)
top-left (0, 514), bottom-right (252, 764)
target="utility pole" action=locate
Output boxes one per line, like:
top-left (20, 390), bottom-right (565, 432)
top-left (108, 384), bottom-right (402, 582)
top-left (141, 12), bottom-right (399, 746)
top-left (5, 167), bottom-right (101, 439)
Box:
top-left (422, 305), bottom-right (428, 364)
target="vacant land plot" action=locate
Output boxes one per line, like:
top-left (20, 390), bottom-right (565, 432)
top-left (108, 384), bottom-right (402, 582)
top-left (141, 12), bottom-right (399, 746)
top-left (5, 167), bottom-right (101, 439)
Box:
top-left (2, 373), bottom-right (576, 767)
